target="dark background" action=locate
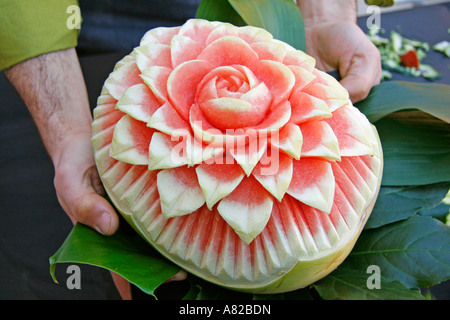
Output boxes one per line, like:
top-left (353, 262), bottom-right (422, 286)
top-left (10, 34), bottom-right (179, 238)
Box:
top-left (0, 2), bottom-right (449, 299)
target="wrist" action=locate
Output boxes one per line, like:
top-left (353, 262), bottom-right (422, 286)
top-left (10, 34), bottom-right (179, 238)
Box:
top-left (5, 48), bottom-right (94, 166)
top-left (51, 129), bottom-right (93, 169)
top-left (297, 0), bottom-right (357, 25)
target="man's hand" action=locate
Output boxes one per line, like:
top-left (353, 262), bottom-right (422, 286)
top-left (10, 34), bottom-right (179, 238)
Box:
top-left (5, 48), bottom-right (187, 299)
top-left (52, 132), bottom-right (119, 235)
top-left (298, 0), bottom-right (382, 102)
top-left (5, 48), bottom-right (119, 235)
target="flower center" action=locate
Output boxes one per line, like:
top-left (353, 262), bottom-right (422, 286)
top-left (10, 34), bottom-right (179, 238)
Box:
top-left (195, 66), bottom-right (272, 130)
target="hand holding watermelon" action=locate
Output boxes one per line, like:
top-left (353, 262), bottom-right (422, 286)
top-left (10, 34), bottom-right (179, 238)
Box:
top-left (5, 49), bottom-right (120, 237)
top-left (298, 0), bottom-right (382, 102)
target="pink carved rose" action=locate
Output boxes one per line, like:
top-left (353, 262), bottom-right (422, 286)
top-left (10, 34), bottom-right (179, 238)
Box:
top-left (93, 19), bottom-right (379, 246)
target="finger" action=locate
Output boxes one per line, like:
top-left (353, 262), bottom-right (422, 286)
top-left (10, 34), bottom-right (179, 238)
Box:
top-left (164, 270), bottom-right (188, 283)
top-left (74, 192), bottom-right (119, 235)
top-left (339, 46), bottom-right (381, 103)
top-left (55, 167), bottom-right (119, 235)
top-left (340, 72), bottom-right (377, 103)
top-left (110, 272), bottom-right (131, 300)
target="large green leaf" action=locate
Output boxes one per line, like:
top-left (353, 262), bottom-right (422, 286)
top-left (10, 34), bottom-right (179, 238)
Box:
top-left (196, 0), bottom-right (305, 51)
top-left (356, 81), bottom-right (450, 124)
top-left (347, 215), bottom-right (450, 289)
top-left (229, 0), bottom-right (305, 51)
top-left (195, 0), bottom-right (246, 26)
top-left (49, 223), bottom-right (180, 298)
top-left (367, 182), bottom-right (450, 229)
top-left (419, 202), bottom-right (450, 223)
top-left (375, 110), bottom-right (450, 186)
top-left (312, 266), bottom-right (428, 300)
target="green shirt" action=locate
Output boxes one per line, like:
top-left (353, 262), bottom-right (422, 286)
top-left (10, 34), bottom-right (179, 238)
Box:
top-left (0, 0), bottom-right (394, 71)
top-left (0, 0), bottom-right (79, 71)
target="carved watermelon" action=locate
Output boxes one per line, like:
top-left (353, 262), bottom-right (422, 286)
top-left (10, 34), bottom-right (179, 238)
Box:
top-left (91, 19), bottom-right (383, 294)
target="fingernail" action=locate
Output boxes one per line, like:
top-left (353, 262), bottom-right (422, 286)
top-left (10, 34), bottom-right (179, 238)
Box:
top-left (95, 212), bottom-right (111, 235)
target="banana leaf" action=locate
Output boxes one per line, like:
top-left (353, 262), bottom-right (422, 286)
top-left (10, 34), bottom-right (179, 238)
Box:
top-left (196, 0), bottom-right (306, 51)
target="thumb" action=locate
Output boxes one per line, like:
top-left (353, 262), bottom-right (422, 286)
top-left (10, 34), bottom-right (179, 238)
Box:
top-left (339, 49), bottom-right (381, 103)
top-left (340, 73), bottom-right (375, 103)
top-left (73, 192), bottom-right (119, 236)
top-left (55, 166), bottom-right (119, 236)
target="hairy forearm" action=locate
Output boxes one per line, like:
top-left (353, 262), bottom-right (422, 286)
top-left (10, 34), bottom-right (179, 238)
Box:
top-left (297, 0), bottom-right (357, 23)
top-left (5, 48), bottom-right (92, 163)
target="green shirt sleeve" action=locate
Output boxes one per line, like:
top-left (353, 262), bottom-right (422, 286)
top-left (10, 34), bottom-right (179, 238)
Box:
top-left (365, 0), bottom-right (395, 7)
top-left (0, 0), bottom-right (80, 71)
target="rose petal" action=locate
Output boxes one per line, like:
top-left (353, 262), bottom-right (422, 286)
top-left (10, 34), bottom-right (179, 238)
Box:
top-left (282, 47), bottom-right (316, 72)
top-left (157, 166), bottom-right (206, 218)
top-left (252, 151), bottom-right (293, 201)
top-left (104, 59), bottom-right (143, 100)
top-left (251, 41), bottom-right (287, 62)
top-left (324, 105), bottom-right (375, 157)
top-left (289, 91), bottom-right (332, 124)
top-left (303, 83), bottom-right (349, 112)
top-left (299, 120), bottom-right (340, 161)
top-left (134, 43), bottom-right (172, 71)
top-left (112, 54), bottom-right (135, 71)
top-left (239, 82), bottom-right (272, 113)
top-left (287, 158), bottom-right (335, 214)
top-left (229, 134), bottom-right (268, 176)
top-left (196, 66), bottom-right (244, 105)
top-left (200, 97), bottom-right (262, 129)
top-left (190, 102), bottom-right (279, 149)
top-left (197, 35), bottom-right (259, 67)
top-left (177, 19), bottom-right (217, 46)
top-left (186, 138), bottom-right (225, 167)
top-left (313, 69), bottom-right (348, 96)
top-left (148, 129), bottom-right (222, 170)
top-left (148, 131), bottom-right (189, 170)
top-left (238, 26), bottom-right (273, 44)
top-left (190, 103), bottom-right (229, 147)
top-left (251, 100), bottom-right (291, 132)
top-left (289, 65), bottom-right (316, 92)
top-left (217, 175), bottom-right (274, 245)
top-left (232, 65), bottom-right (259, 88)
top-left (140, 26), bottom-right (181, 46)
top-left (167, 59), bottom-right (215, 121)
top-left (269, 122), bottom-right (303, 160)
top-left (116, 83), bottom-right (161, 123)
top-left (199, 81), bottom-right (272, 130)
top-left (252, 59), bottom-right (295, 106)
top-left (303, 70), bottom-right (349, 112)
top-left (140, 66), bottom-right (172, 103)
top-left (170, 35), bottom-right (203, 68)
top-left (147, 101), bottom-right (191, 136)
top-left (195, 157), bottom-right (245, 209)
top-left (205, 22), bottom-right (239, 46)
top-left (110, 114), bottom-right (154, 165)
